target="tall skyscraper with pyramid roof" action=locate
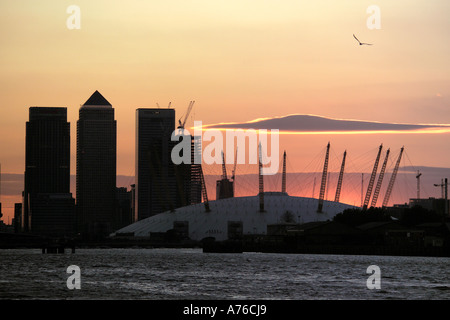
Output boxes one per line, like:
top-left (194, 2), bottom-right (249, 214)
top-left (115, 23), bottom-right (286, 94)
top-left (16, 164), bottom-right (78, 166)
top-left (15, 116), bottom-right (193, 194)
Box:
top-left (76, 90), bottom-right (117, 239)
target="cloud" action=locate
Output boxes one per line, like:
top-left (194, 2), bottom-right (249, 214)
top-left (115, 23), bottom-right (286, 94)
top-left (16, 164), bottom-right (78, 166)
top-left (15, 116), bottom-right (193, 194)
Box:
top-left (202, 114), bottom-right (450, 134)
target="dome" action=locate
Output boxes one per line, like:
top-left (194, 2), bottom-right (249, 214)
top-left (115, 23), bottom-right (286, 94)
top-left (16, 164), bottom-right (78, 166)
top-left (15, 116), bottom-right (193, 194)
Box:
top-left (111, 193), bottom-right (356, 241)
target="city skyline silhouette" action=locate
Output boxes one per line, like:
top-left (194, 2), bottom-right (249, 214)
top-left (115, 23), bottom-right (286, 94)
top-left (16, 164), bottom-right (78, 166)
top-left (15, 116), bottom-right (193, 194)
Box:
top-left (1, 1), bottom-right (449, 224)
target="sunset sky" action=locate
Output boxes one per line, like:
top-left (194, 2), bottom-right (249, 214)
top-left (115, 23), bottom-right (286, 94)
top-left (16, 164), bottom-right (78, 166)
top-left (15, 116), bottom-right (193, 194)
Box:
top-left (1, 1), bottom-right (449, 222)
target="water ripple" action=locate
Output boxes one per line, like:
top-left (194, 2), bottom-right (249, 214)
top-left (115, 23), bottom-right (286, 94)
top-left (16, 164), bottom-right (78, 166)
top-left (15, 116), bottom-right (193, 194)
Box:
top-left (0, 248), bottom-right (449, 300)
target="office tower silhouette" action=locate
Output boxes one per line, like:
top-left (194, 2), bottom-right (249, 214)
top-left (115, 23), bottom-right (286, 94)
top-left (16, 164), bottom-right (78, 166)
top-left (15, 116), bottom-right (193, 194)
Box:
top-left (135, 108), bottom-right (200, 221)
top-left (136, 108), bottom-right (175, 220)
top-left (22, 107), bottom-right (75, 236)
top-left (76, 91), bottom-right (117, 239)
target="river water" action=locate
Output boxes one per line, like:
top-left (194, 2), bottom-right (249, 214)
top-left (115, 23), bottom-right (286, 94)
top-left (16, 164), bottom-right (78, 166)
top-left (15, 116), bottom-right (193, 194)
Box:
top-left (0, 248), bottom-right (449, 300)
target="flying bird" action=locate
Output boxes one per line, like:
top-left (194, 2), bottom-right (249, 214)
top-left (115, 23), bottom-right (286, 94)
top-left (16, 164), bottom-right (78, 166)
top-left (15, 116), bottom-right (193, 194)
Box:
top-left (353, 34), bottom-right (373, 46)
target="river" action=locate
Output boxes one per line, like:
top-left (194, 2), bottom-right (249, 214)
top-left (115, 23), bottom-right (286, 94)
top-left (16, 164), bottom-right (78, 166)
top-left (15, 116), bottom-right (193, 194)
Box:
top-left (0, 248), bottom-right (449, 300)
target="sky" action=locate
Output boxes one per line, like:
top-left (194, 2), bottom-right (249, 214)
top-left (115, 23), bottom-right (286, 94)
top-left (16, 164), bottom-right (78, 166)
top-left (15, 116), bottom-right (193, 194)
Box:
top-left (0, 0), bottom-right (450, 222)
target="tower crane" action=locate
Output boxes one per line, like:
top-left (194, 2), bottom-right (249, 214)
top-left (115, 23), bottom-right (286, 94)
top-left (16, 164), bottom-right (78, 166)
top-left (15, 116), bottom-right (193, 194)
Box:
top-left (416, 171), bottom-right (422, 199)
top-left (434, 178), bottom-right (448, 216)
top-left (434, 179), bottom-right (444, 198)
top-left (177, 101), bottom-right (195, 131)
top-left (216, 150), bottom-right (234, 199)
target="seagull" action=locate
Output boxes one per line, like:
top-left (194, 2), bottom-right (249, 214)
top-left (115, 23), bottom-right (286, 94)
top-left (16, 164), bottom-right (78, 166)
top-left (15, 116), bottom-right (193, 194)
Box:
top-left (353, 34), bottom-right (373, 46)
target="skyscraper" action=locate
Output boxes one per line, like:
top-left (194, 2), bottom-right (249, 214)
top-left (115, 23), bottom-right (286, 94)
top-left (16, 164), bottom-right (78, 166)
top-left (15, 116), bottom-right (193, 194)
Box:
top-left (22, 107), bottom-right (75, 236)
top-left (136, 108), bottom-right (175, 220)
top-left (135, 108), bottom-right (202, 221)
top-left (76, 91), bottom-right (117, 239)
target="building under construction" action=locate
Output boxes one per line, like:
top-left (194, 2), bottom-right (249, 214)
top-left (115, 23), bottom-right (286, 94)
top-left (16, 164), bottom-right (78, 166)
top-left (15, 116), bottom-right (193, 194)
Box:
top-left (216, 150), bottom-right (236, 200)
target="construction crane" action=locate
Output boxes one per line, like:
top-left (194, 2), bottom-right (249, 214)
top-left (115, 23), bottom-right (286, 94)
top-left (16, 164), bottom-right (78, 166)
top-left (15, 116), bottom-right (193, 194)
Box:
top-left (216, 150), bottom-right (234, 200)
top-left (317, 142), bottom-right (330, 213)
top-left (363, 144), bottom-right (383, 210)
top-left (370, 148), bottom-right (390, 208)
top-left (434, 179), bottom-right (444, 198)
top-left (334, 150), bottom-right (346, 203)
top-left (177, 101), bottom-right (195, 131)
top-left (434, 178), bottom-right (448, 216)
top-left (382, 146), bottom-right (404, 208)
top-left (416, 171), bottom-right (422, 199)
top-left (281, 151), bottom-right (287, 194)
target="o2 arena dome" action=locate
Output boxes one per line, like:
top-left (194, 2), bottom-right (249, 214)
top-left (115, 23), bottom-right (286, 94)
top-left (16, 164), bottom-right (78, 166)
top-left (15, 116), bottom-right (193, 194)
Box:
top-left (112, 146), bottom-right (360, 242)
top-left (111, 192), bottom-right (356, 242)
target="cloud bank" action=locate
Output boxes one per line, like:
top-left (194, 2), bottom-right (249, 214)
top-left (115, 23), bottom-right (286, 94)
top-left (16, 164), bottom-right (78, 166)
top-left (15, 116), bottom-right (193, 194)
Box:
top-left (203, 114), bottom-right (450, 133)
